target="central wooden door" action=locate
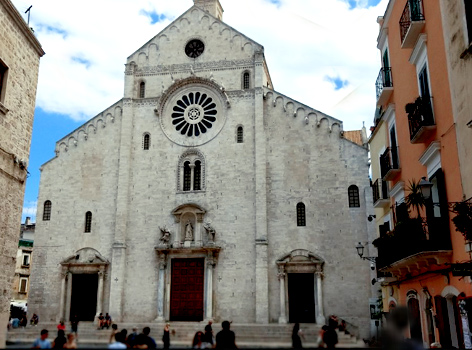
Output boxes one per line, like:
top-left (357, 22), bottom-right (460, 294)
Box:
top-left (170, 258), bottom-right (204, 321)
top-left (70, 274), bottom-right (98, 321)
top-left (288, 273), bottom-right (316, 323)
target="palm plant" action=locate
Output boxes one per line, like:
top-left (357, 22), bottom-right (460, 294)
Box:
top-left (404, 179), bottom-right (426, 219)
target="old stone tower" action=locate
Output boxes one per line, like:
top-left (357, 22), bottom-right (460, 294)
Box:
top-left (29, 0), bottom-right (373, 335)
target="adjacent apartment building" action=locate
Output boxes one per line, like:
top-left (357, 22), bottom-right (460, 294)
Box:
top-left (0, 0), bottom-right (44, 346)
top-left (370, 0), bottom-right (472, 347)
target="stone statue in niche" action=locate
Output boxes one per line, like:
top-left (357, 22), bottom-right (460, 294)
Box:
top-left (203, 222), bottom-right (216, 244)
top-left (184, 220), bottom-right (194, 241)
top-left (159, 226), bottom-right (171, 245)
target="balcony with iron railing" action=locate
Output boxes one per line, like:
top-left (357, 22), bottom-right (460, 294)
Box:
top-left (380, 147), bottom-right (400, 181)
top-left (374, 210), bottom-right (452, 272)
top-left (400, 0), bottom-right (425, 48)
top-left (376, 67), bottom-right (393, 106)
top-left (372, 178), bottom-right (390, 208)
top-left (406, 96), bottom-right (436, 144)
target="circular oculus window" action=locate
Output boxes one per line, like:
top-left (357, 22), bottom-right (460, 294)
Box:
top-left (160, 85), bottom-right (226, 147)
top-left (172, 92), bottom-right (217, 137)
top-left (185, 39), bottom-right (205, 58)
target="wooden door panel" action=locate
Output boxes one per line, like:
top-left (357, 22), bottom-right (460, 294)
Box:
top-left (170, 258), bottom-right (204, 321)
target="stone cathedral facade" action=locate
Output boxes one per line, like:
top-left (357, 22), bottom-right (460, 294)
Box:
top-left (29, 0), bottom-right (373, 335)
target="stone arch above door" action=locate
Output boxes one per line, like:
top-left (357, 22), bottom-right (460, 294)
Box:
top-left (171, 203), bottom-right (207, 247)
top-left (60, 247), bottom-right (109, 272)
top-left (276, 249), bottom-right (324, 273)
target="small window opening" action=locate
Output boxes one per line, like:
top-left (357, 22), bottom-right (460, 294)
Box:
top-left (22, 254), bottom-right (30, 266)
top-left (0, 61), bottom-right (7, 102)
top-left (183, 162), bottom-right (191, 191)
top-left (85, 211), bottom-right (92, 233)
top-left (348, 185), bottom-right (360, 208)
top-left (237, 126), bottom-right (244, 143)
top-left (139, 82), bottom-right (145, 98)
top-left (43, 201), bottom-right (52, 221)
top-left (19, 278), bottom-right (28, 293)
top-left (243, 72), bottom-right (250, 90)
top-left (143, 133), bottom-right (150, 150)
top-left (297, 202), bottom-right (306, 227)
top-left (194, 160), bottom-right (202, 191)
top-left (465, 0), bottom-right (472, 44)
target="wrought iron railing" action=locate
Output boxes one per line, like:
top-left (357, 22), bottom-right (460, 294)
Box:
top-left (406, 96), bottom-right (434, 141)
top-left (375, 214), bottom-right (451, 270)
top-left (375, 67), bottom-right (393, 101)
top-left (400, 0), bottom-right (425, 44)
top-left (380, 147), bottom-right (400, 179)
top-left (372, 178), bottom-right (389, 205)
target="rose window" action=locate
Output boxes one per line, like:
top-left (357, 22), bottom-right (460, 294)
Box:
top-left (172, 92), bottom-right (217, 137)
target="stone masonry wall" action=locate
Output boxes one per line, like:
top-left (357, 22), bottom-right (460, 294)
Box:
top-left (0, 0), bottom-right (42, 346)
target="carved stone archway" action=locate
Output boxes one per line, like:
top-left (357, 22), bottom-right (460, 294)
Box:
top-left (59, 247), bottom-right (109, 322)
top-left (276, 249), bottom-right (325, 324)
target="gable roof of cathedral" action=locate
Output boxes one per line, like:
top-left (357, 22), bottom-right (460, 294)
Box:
top-left (127, 5), bottom-right (265, 61)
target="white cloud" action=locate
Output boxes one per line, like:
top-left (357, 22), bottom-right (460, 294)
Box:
top-left (12, 0), bottom-right (388, 130)
top-left (22, 200), bottom-right (37, 221)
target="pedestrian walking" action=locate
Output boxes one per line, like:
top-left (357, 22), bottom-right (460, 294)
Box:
top-left (109, 324), bottom-right (119, 343)
top-left (70, 314), bottom-right (79, 334)
top-left (52, 329), bottom-right (67, 349)
top-left (127, 327), bottom-right (139, 347)
top-left (215, 320), bottom-right (237, 350)
top-left (292, 323), bottom-right (305, 349)
top-left (162, 323), bottom-right (170, 349)
top-left (143, 326), bottom-right (157, 349)
top-left (204, 320), bottom-right (214, 346)
top-left (32, 329), bottom-right (52, 349)
top-left (108, 330), bottom-right (127, 349)
top-left (63, 333), bottom-right (77, 349)
top-left (322, 318), bottom-right (338, 349)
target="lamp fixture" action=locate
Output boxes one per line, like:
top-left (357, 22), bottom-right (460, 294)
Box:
top-left (356, 242), bottom-right (377, 266)
top-left (418, 177), bottom-right (433, 200)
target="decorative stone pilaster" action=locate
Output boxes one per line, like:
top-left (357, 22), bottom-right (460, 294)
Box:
top-left (96, 268), bottom-right (105, 317)
top-left (205, 253), bottom-right (216, 320)
top-left (156, 253), bottom-right (167, 321)
top-left (277, 265), bottom-right (287, 324)
top-left (58, 269), bottom-right (68, 322)
top-left (315, 266), bottom-right (325, 325)
top-left (65, 272), bottom-right (72, 321)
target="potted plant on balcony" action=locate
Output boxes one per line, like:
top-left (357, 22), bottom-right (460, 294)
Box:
top-left (451, 199), bottom-right (472, 252)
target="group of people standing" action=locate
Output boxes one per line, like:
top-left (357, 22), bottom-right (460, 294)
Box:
top-left (292, 315), bottom-right (344, 349)
top-left (191, 320), bottom-right (237, 349)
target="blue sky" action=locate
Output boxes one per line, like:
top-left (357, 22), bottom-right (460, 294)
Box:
top-left (15, 0), bottom-right (388, 222)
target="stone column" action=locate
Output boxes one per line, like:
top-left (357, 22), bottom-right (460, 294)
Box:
top-left (96, 269), bottom-right (105, 317)
top-left (205, 254), bottom-right (215, 320)
top-left (195, 213), bottom-right (203, 247)
top-left (174, 216), bottom-right (181, 248)
top-left (65, 272), bottom-right (73, 321)
top-left (156, 254), bottom-right (167, 321)
top-left (278, 266), bottom-right (287, 324)
top-left (315, 269), bottom-right (325, 324)
top-left (190, 164), bottom-right (195, 191)
top-left (58, 269), bottom-right (68, 322)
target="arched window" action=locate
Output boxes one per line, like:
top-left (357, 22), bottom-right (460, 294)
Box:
top-left (178, 150), bottom-right (206, 192)
top-left (194, 160), bottom-right (201, 191)
top-left (139, 82), bottom-right (145, 98)
top-left (183, 162), bottom-right (191, 191)
top-left (143, 133), bottom-right (150, 150)
top-left (297, 202), bottom-right (306, 227)
top-left (237, 126), bottom-right (243, 143)
top-left (43, 200), bottom-right (52, 221)
top-left (243, 72), bottom-right (250, 90)
top-left (348, 185), bottom-right (360, 208)
top-left (84, 211), bottom-right (92, 233)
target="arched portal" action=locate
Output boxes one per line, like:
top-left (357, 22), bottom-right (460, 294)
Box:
top-left (276, 249), bottom-right (325, 324)
top-left (59, 248), bottom-right (109, 322)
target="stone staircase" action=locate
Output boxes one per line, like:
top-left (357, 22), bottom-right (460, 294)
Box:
top-left (6, 322), bottom-right (364, 348)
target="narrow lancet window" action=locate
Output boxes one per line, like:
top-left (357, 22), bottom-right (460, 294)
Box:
top-left (143, 133), bottom-right (150, 150)
top-left (183, 162), bottom-right (191, 191)
top-left (194, 160), bottom-right (202, 191)
top-left (348, 185), bottom-right (360, 208)
top-left (243, 72), bottom-right (250, 90)
top-left (297, 202), bottom-right (306, 227)
top-left (139, 82), bottom-right (145, 98)
top-left (43, 200), bottom-right (52, 221)
top-left (237, 126), bottom-right (243, 143)
top-left (85, 211), bottom-right (92, 233)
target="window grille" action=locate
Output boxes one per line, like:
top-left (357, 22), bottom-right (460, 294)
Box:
top-left (296, 202), bottom-right (306, 227)
top-left (85, 211), bottom-right (92, 233)
top-left (143, 133), bottom-right (150, 150)
top-left (183, 162), bottom-right (191, 191)
top-left (348, 185), bottom-right (360, 208)
top-left (194, 161), bottom-right (201, 191)
top-left (243, 72), bottom-right (250, 89)
top-left (237, 126), bottom-right (243, 143)
top-left (43, 201), bottom-right (52, 221)
top-left (140, 82), bottom-right (145, 98)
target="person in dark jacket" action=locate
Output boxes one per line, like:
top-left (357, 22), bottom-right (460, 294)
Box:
top-left (215, 321), bottom-right (237, 349)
